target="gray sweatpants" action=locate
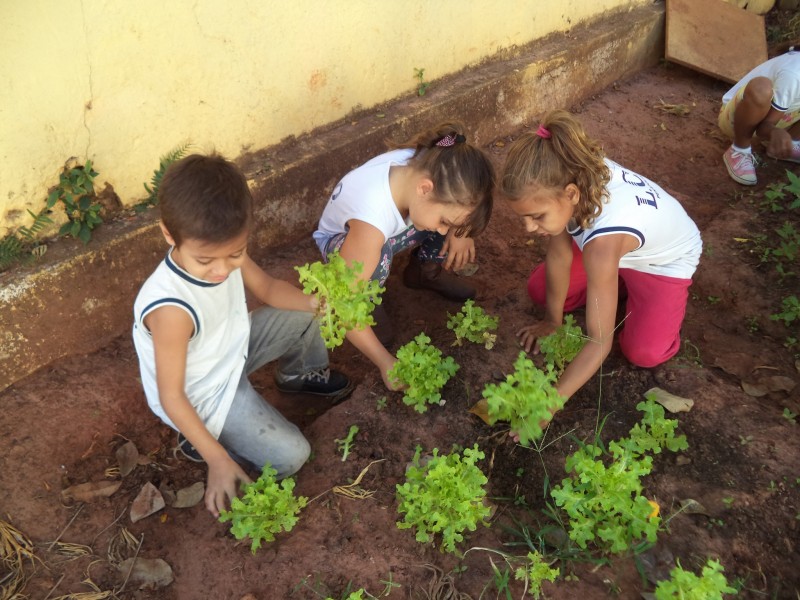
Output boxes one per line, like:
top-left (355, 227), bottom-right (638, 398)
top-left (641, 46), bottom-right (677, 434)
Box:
top-left (217, 306), bottom-right (328, 478)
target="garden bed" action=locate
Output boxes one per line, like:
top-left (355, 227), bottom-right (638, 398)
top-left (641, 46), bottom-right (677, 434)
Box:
top-left (1, 61), bottom-right (798, 599)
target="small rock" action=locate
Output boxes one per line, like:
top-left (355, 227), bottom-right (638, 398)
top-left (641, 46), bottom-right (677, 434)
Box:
top-left (676, 455), bottom-right (691, 466)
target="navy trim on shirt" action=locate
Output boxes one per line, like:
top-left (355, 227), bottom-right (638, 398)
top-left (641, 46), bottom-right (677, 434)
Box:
top-left (584, 226), bottom-right (645, 248)
top-left (165, 251), bottom-right (220, 288)
top-left (140, 297), bottom-right (200, 338)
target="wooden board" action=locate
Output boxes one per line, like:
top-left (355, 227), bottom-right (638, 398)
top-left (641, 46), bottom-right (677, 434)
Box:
top-left (666, 0), bottom-right (767, 84)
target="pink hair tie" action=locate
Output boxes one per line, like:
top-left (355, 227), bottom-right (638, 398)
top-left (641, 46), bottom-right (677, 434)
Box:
top-left (435, 133), bottom-right (466, 147)
top-left (535, 124), bottom-right (551, 139)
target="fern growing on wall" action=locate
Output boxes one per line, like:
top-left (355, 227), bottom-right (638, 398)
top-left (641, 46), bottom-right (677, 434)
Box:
top-left (0, 210), bottom-right (53, 272)
top-left (140, 144), bottom-right (191, 210)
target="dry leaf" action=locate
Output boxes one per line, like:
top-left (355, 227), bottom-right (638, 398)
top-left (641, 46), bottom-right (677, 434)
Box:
top-left (762, 375), bottom-right (796, 393)
top-left (116, 441), bottom-right (139, 477)
top-left (173, 482), bottom-right (205, 509)
top-left (468, 399), bottom-right (492, 425)
top-left (130, 483), bottom-right (165, 523)
top-left (646, 387), bottom-right (694, 413)
top-left (742, 381), bottom-right (768, 397)
top-left (454, 263), bottom-right (479, 277)
top-left (117, 557), bottom-right (173, 589)
top-left (61, 480), bottom-right (121, 503)
top-left (713, 353), bottom-right (757, 379)
top-left (679, 498), bottom-right (709, 516)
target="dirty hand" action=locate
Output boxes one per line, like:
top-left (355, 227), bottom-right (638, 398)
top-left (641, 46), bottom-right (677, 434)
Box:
top-left (767, 127), bottom-right (794, 159)
top-left (516, 320), bottom-right (560, 353)
top-left (508, 409), bottom-right (559, 443)
top-left (440, 235), bottom-right (475, 272)
top-left (381, 357), bottom-right (405, 392)
top-left (205, 456), bottom-right (252, 518)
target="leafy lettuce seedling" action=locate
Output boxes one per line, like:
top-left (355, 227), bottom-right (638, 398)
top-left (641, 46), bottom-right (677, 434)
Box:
top-left (335, 424), bottom-right (359, 462)
top-left (396, 445), bottom-right (491, 554)
top-left (447, 299), bottom-right (499, 349)
top-left (550, 401), bottom-right (687, 554)
top-left (481, 352), bottom-right (565, 446)
top-left (388, 333), bottom-right (459, 413)
top-left (296, 251), bottom-right (385, 349)
top-left (654, 558), bottom-right (737, 599)
top-left (218, 465), bottom-right (308, 554)
top-left (538, 314), bottom-right (586, 373)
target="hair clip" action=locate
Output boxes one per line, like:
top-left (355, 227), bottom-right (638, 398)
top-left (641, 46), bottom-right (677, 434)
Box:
top-left (436, 134), bottom-right (457, 147)
top-left (535, 124), bottom-right (551, 139)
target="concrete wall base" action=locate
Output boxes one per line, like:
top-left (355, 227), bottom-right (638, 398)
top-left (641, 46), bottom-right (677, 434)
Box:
top-left (0, 3), bottom-right (664, 392)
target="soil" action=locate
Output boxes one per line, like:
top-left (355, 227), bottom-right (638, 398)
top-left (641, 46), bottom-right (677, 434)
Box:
top-left (1, 61), bottom-right (799, 600)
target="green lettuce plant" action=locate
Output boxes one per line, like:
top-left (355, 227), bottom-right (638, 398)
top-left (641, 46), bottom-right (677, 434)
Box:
top-left (218, 465), bottom-right (307, 554)
top-left (396, 445), bottom-right (491, 553)
top-left (481, 352), bottom-right (565, 446)
top-left (654, 558), bottom-right (737, 599)
top-left (296, 251), bottom-right (385, 349)
top-left (538, 314), bottom-right (586, 374)
top-left (388, 333), bottom-right (459, 413)
top-left (550, 400), bottom-right (687, 554)
top-left (447, 299), bottom-right (499, 349)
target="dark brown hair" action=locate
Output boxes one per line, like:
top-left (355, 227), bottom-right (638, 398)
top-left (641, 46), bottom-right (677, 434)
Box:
top-left (501, 110), bottom-right (610, 229)
top-left (389, 122), bottom-right (495, 236)
top-left (158, 153), bottom-right (253, 246)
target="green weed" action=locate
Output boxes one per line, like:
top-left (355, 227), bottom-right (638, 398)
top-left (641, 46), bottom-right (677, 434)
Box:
top-left (47, 160), bottom-right (102, 244)
top-left (414, 67), bottom-right (430, 96)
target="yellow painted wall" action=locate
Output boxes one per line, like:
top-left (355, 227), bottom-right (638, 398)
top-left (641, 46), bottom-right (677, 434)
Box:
top-left (0, 0), bottom-right (647, 234)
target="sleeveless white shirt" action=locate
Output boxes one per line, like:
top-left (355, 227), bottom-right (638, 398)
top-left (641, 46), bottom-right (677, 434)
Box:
top-left (568, 160), bottom-right (702, 279)
top-left (313, 148), bottom-right (414, 252)
top-left (132, 249), bottom-right (249, 438)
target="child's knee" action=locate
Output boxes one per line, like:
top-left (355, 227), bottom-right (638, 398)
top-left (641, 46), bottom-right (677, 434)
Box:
top-left (274, 436), bottom-right (311, 479)
top-left (744, 77), bottom-right (773, 108)
top-left (620, 335), bottom-right (679, 368)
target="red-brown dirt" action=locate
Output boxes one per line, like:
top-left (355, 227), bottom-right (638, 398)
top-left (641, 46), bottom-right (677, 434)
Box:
top-left (1, 62), bottom-right (798, 600)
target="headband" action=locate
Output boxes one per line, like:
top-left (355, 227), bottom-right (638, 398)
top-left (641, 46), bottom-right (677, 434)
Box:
top-left (535, 124), bottom-right (551, 139)
top-left (435, 133), bottom-right (467, 147)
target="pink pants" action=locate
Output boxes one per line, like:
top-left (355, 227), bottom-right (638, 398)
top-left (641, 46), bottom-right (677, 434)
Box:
top-left (528, 243), bottom-right (692, 368)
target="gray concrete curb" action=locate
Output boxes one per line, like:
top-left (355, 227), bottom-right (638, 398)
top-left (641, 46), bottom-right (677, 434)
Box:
top-left (0, 3), bottom-right (664, 392)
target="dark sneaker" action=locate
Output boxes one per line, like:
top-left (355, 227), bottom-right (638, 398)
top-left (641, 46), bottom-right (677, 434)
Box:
top-left (275, 368), bottom-right (354, 402)
top-left (176, 432), bottom-right (204, 463)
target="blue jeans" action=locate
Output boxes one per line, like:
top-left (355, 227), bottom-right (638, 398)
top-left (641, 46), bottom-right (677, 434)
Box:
top-left (218, 307), bottom-right (327, 478)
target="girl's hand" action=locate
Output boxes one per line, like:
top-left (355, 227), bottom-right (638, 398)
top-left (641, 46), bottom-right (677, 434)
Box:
top-left (205, 455), bottom-right (252, 518)
top-left (440, 234), bottom-right (475, 271)
top-left (767, 128), bottom-right (793, 159)
top-left (516, 320), bottom-right (560, 353)
top-left (380, 356), bottom-right (405, 391)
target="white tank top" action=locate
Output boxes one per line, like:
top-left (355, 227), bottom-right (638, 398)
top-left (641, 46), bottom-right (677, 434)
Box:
top-left (568, 160), bottom-right (702, 279)
top-left (132, 249), bottom-right (249, 438)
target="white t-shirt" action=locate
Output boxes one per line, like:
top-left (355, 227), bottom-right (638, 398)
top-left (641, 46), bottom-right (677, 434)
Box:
top-left (132, 249), bottom-right (250, 438)
top-left (722, 51), bottom-right (800, 113)
top-left (313, 148), bottom-right (414, 253)
top-left (568, 160), bottom-right (702, 279)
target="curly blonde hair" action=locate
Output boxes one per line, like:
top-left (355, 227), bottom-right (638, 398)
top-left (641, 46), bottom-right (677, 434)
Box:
top-left (500, 110), bottom-right (610, 229)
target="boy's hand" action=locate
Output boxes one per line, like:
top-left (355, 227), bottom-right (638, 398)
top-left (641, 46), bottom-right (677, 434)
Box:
top-left (516, 320), bottom-right (559, 353)
top-left (205, 455), bottom-right (252, 518)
